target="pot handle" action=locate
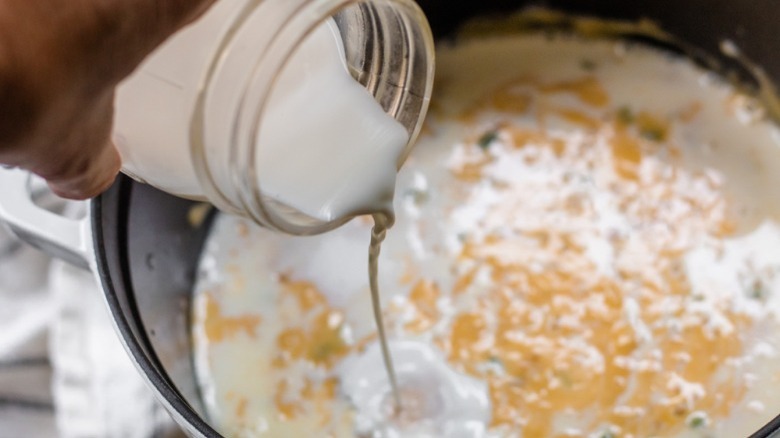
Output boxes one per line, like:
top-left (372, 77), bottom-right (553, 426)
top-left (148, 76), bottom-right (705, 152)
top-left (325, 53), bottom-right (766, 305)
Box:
top-left (0, 168), bottom-right (92, 270)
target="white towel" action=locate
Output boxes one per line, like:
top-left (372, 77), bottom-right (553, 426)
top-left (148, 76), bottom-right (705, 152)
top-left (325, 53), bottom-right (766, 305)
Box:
top-left (49, 260), bottom-right (182, 438)
top-left (0, 225), bottom-right (56, 438)
top-left (0, 193), bottom-right (182, 437)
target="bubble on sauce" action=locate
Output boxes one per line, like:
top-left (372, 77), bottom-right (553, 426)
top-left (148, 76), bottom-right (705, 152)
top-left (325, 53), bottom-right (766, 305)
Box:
top-left (381, 383), bottom-right (444, 424)
top-left (339, 340), bottom-right (490, 438)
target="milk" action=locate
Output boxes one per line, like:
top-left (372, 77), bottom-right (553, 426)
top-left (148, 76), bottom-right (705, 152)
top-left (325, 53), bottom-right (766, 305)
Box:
top-left (340, 340), bottom-right (491, 438)
top-left (118, 3), bottom-right (415, 430)
top-left (114, 0), bottom-right (410, 227)
top-left (256, 21), bottom-right (408, 222)
top-left (257, 20), bottom-right (407, 410)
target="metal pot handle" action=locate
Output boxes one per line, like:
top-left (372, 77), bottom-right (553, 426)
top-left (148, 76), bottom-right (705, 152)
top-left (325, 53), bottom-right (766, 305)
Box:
top-left (0, 168), bottom-right (93, 270)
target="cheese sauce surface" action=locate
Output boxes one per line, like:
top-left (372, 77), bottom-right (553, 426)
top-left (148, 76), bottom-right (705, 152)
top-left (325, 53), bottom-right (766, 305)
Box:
top-left (192, 34), bottom-right (780, 437)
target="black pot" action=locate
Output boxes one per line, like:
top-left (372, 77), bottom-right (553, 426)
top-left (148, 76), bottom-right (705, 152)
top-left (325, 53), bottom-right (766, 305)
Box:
top-left (7, 0), bottom-right (780, 436)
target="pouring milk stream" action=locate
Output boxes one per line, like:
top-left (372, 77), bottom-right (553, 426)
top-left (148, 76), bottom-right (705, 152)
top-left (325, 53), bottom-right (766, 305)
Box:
top-left (113, 0), bottom-right (434, 426)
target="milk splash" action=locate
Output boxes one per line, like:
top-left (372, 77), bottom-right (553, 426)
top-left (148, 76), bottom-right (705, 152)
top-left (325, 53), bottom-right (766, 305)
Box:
top-left (340, 340), bottom-right (492, 438)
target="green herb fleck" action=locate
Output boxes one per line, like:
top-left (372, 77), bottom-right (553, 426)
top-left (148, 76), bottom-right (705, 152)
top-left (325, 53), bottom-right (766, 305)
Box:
top-left (405, 188), bottom-right (429, 206)
top-left (689, 417), bottom-right (706, 428)
top-left (478, 130), bottom-right (499, 150)
top-left (580, 58), bottom-right (597, 71)
top-left (553, 371), bottom-right (573, 388)
top-left (750, 281), bottom-right (767, 301)
top-left (313, 342), bottom-right (336, 361)
top-left (598, 430), bottom-right (616, 438)
top-left (617, 106), bottom-right (635, 124)
top-left (640, 127), bottom-right (665, 142)
top-left (687, 412), bottom-right (708, 429)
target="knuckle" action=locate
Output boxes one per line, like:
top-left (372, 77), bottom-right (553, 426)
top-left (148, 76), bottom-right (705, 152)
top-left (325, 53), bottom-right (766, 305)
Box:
top-left (36, 153), bottom-right (91, 182)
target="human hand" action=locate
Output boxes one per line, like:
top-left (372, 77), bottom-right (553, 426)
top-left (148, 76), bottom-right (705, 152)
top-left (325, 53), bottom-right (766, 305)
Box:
top-left (0, 0), bottom-right (215, 199)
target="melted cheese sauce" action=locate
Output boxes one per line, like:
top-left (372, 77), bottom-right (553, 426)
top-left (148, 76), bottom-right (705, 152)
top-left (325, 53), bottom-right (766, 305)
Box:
top-left (192, 34), bottom-right (780, 437)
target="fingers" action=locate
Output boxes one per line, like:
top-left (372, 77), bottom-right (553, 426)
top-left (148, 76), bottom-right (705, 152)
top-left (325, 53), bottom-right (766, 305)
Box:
top-left (27, 91), bottom-right (121, 200)
top-left (174, 0), bottom-right (217, 26)
top-left (45, 142), bottom-right (121, 200)
top-left (0, 1), bottom-right (222, 201)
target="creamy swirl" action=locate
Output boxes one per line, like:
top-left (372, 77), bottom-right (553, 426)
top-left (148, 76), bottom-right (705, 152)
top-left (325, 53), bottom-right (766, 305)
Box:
top-left (340, 340), bottom-right (491, 438)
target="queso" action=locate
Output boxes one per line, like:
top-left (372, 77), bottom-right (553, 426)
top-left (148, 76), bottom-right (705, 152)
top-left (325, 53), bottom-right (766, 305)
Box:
top-left (191, 33), bottom-right (780, 437)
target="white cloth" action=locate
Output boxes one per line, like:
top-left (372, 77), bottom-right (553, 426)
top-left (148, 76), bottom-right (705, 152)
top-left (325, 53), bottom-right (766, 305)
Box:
top-left (0, 225), bottom-right (56, 438)
top-left (0, 199), bottom-right (182, 437)
top-left (49, 261), bottom-right (182, 438)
